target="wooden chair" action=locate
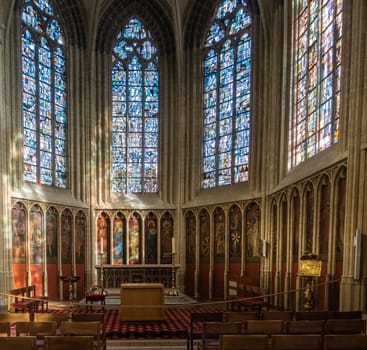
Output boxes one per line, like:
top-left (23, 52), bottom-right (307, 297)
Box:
top-left (0, 312), bottom-right (31, 323)
top-left (328, 311), bottom-right (363, 319)
top-left (0, 336), bottom-right (37, 350)
top-left (61, 321), bottom-right (102, 350)
top-left (285, 320), bottom-right (325, 334)
top-left (34, 314), bottom-right (70, 329)
top-left (326, 319), bottom-right (366, 334)
top-left (201, 321), bottom-right (242, 350)
top-left (294, 311), bottom-right (328, 321)
top-left (271, 334), bottom-right (323, 350)
top-left (219, 334), bottom-right (269, 350)
top-left (16, 321), bottom-right (57, 337)
top-left (71, 313), bottom-right (105, 350)
top-left (16, 321), bottom-right (57, 349)
top-left (0, 321), bottom-right (11, 336)
top-left (27, 285), bottom-right (48, 312)
top-left (245, 320), bottom-right (283, 335)
top-left (261, 311), bottom-right (293, 321)
top-left (225, 311), bottom-right (258, 322)
top-left (85, 285), bottom-right (107, 310)
top-left (187, 312), bottom-right (224, 350)
top-left (324, 334), bottom-right (367, 350)
top-left (44, 336), bottom-right (93, 350)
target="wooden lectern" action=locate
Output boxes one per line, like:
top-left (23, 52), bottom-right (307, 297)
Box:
top-left (120, 283), bottom-right (164, 321)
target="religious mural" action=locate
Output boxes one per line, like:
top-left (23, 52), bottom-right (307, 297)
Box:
top-left (246, 202), bottom-right (261, 259)
top-left (61, 209), bottom-right (73, 264)
top-left (97, 212), bottom-right (110, 263)
top-left (214, 207), bottom-right (225, 261)
top-left (229, 205), bottom-right (242, 261)
top-left (12, 202), bottom-right (27, 263)
top-left (46, 207), bottom-right (58, 263)
top-left (75, 211), bottom-right (86, 263)
top-left (30, 205), bottom-right (43, 264)
top-left (160, 212), bottom-right (174, 264)
top-left (112, 212), bottom-right (125, 265)
top-left (128, 212), bottom-right (141, 264)
top-left (199, 209), bottom-right (210, 260)
top-left (185, 211), bottom-right (196, 263)
top-left (145, 212), bottom-right (158, 264)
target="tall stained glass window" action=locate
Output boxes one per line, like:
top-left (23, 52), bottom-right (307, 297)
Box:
top-left (289, 0), bottom-right (343, 169)
top-left (112, 18), bottom-right (159, 193)
top-left (21, 0), bottom-right (68, 188)
top-left (202, 0), bottom-right (252, 189)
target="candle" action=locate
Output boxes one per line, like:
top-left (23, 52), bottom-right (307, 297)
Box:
top-left (100, 237), bottom-right (103, 254)
top-left (172, 237), bottom-right (175, 254)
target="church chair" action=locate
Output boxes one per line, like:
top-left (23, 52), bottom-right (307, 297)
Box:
top-left (225, 311), bottom-right (258, 321)
top-left (260, 311), bottom-right (293, 321)
top-left (71, 313), bottom-right (105, 350)
top-left (328, 311), bottom-right (363, 319)
top-left (326, 319), bottom-right (366, 334)
top-left (284, 320), bottom-right (325, 335)
top-left (0, 321), bottom-right (11, 336)
top-left (34, 313), bottom-right (70, 333)
top-left (187, 311), bottom-right (224, 350)
top-left (201, 321), bottom-right (242, 350)
top-left (245, 319), bottom-right (283, 335)
top-left (16, 321), bottom-right (57, 349)
top-left (0, 336), bottom-right (37, 350)
top-left (219, 334), bottom-right (269, 350)
top-left (44, 336), bottom-right (93, 350)
top-left (85, 285), bottom-right (107, 310)
top-left (271, 334), bottom-right (323, 350)
top-left (324, 334), bottom-right (367, 350)
top-left (61, 321), bottom-right (102, 350)
top-left (0, 312), bottom-right (31, 323)
top-left (294, 311), bottom-right (328, 321)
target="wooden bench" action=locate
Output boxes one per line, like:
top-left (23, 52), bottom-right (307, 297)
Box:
top-left (227, 276), bottom-right (269, 315)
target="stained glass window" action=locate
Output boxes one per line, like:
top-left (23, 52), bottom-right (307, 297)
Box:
top-left (21, 0), bottom-right (68, 188)
top-left (112, 17), bottom-right (159, 193)
top-left (202, 0), bottom-right (252, 189)
top-left (289, 0), bottom-right (342, 169)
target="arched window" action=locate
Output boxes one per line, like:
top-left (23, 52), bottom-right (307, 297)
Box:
top-left (202, 0), bottom-right (252, 189)
top-left (21, 0), bottom-right (68, 188)
top-left (111, 17), bottom-right (159, 193)
top-left (288, 0), bottom-right (343, 169)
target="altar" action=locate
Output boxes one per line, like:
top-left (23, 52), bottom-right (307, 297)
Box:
top-left (96, 264), bottom-right (179, 289)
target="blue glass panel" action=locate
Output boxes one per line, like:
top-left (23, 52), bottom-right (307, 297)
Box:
top-left (22, 31), bottom-right (36, 59)
top-left (202, 0), bottom-right (251, 188)
top-left (24, 129), bottom-right (37, 147)
top-left (47, 19), bottom-right (64, 45)
top-left (112, 17), bottom-right (159, 193)
top-left (24, 165), bottom-right (37, 182)
top-left (23, 75), bottom-right (36, 95)
top-left (39, 82), bottom-right (51, 101)
top-left (23, 92), bottom-right (37, 112)
top-left (216, 0), bottom-right (237, 19)
top-left (129, 101), bottom-right (143, 117)
top-left (124, 18), bottom-right (147, 40)
top-left (21, 5), bottom-right (43, 32)
top-left (22, 56), bottom-right (36, 78)
top-left (55, 89), bottom-right (66, 107)
top-left (144, 148), bottom-right (158, 162)
top-left (35, 0), bottom-right (54, 16)
top-left (24, 111), bottom-right (37, 130)
top-left (24, 146), bottom-right (37, 164)
top-left (55, 138), bottom-right (65, 156)
top-left (205, 22), bottom-right (225, 47)
top-left (139, 40), bottom-right (157, 60)
top-left (114, 40), bottom-right (133, 59)
top-left (40, 116), bottom-right (52, 135)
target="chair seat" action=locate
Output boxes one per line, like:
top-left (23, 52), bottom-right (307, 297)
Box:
top-left (85, 294), bottom-right (105, 302)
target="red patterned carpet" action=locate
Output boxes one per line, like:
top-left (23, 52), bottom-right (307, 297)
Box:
top-left (50, 307), bottom-right (223, 339)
